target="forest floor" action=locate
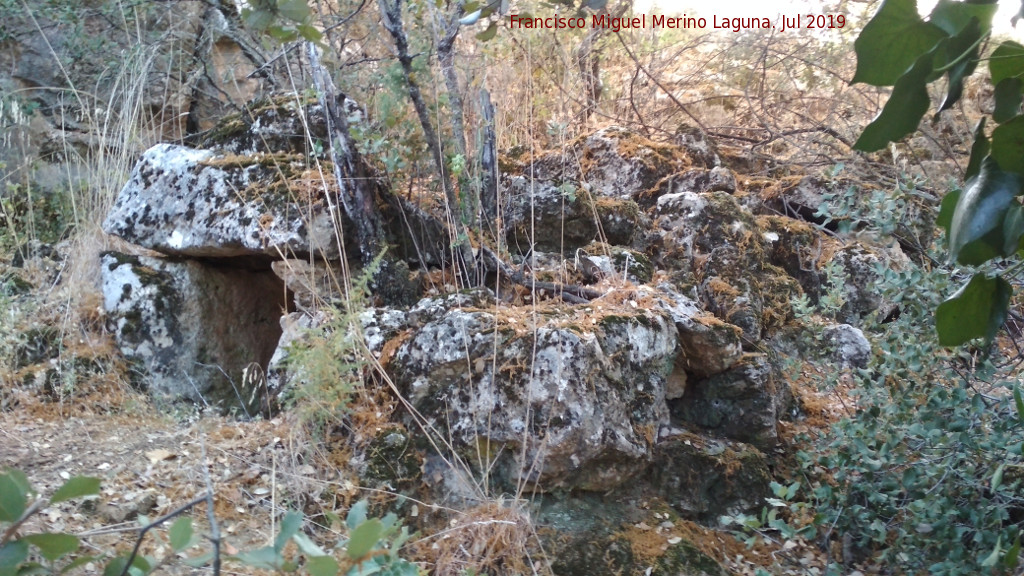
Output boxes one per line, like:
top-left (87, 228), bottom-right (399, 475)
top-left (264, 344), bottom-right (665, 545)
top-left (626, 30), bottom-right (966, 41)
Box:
top-left (0, 344), bottom-right (862, 576)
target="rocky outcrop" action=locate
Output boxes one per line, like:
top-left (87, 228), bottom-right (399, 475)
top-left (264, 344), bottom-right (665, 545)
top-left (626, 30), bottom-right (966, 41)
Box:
top-left (94, 111), bottom-right (905, 542)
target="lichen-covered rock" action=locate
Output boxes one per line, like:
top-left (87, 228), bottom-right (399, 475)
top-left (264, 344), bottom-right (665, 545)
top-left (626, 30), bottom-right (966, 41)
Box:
top-left (574, 243), bottom-right (653, 284)
top-left (652, 284), bottom-right (743, 378)
top-left (539, 494), bottom-right (736, 576)
top-left (832, 244), bottom-right (903, 323)
top-left (359, 425), bottom-right (422, 489)
top-left (823, 323), bottom-right (872, 369)
top-left (502, 177), bottom-right (643, 252)
top-left (757, 214), bottom-right (841, 304)
top-left (672, 354), bottom-right (789, 448)
top-left (762, 175), bottom-right (831, 223)
top-left (651, 191), bottom-right (800, 342)
top-left (100, 251), bottom-right (284, 412)
top-left (527, 127), bottom-right (691, 200)
top-left (644, 431), bottom-right (771, 522)
top-left (637, 167), bottom-right (737, 208)
top-left (103, 143), bottom-right (342, 259)
top-left (391, 299), bottom-right (678, 491)
top-left (674, 124), bottom-right (721, 169)
top-left (264, 304), bottom-right (408, 408)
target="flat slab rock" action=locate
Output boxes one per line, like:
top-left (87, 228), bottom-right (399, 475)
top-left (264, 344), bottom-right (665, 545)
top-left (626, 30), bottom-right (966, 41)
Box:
top-left (103, 143), bottom-right (340, 259)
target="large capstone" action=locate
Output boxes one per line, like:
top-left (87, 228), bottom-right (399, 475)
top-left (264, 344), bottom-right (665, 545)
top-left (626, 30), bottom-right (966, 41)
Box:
top-left (103, 143), bottom-right (342, 259)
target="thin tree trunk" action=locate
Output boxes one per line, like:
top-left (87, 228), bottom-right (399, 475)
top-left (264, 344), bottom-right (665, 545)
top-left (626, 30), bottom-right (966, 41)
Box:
top-left (479, 88), bottom-right (498, 230)
top-left (378, 0), bottom-right (478, 284)
top-left (306, 43), bottom-right (384, 265)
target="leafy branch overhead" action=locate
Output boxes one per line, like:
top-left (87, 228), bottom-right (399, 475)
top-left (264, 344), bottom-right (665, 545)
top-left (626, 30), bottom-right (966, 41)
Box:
top-left (853, 0), bottom-right (1024, 346)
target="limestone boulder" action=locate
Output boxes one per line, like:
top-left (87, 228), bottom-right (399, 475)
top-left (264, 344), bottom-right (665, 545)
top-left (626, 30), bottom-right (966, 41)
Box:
top-left (652, 284), bottom-right (743, 378)
top-left (528, 126), bottom-right (692, 199)
top-left (100, 252), bottom-right (284, 413)
top-left (672, 354), bottom-right (790, 448)
top-left (651, 191), bottom-right (800, 342)
top-left (390, 296), bottom-right (678, 491)
top-left (636, 166), bottom-right (737, 209)
top-left (822, 323), bottom-right (872, 369)
top-left (502, 176), bottom-right (643, 252)
top-left (103, 143), bottom-right (343, 259)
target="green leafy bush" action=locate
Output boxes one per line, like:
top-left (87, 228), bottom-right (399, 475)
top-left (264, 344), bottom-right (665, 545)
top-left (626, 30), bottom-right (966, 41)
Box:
top-left (851, 0), bottom-right (1024, 346)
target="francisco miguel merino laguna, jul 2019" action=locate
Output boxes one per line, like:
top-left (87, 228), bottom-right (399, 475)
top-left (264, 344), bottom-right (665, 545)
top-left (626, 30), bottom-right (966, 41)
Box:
top-left (507, 12), bottom-right (847, 32)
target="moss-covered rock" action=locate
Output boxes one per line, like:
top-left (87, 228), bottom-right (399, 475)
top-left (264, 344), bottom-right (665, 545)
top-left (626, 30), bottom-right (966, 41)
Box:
top-left (672, 354), bottom-right (791, 448)
top-left (360, 425), bottom-right (423, 489)
top-left (652, 191), bottom-right (801, 342)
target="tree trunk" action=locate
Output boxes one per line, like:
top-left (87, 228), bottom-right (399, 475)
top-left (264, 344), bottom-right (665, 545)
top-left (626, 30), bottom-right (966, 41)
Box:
top-left (306, 43), bottom-right (385, 266)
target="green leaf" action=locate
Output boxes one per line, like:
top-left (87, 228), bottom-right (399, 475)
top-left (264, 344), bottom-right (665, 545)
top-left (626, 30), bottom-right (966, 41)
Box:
top-left (992, 463), bottom-right (1006, 491)
top-left (242, 8), bottom-right (275, 31)
top-left (346, 500), bottom-right (368, 530)
top-left (0, 470), bottom-right (29, 522)
top-left (231, 546), bottom-right (282, 570)
top-left (935, 19), bottom-right (982, 114)
top-left (854, 49), bottom-right (936, 151)
top-left (21, 534), bottom-right (79, 562)
top-left (0, 541), bottom-right (29, 573)
top-left (16, 562), bottom-right (47, 575)
top-left (168, 517), bottom-right (193, 552)
top-left (994, 78), bottom-right (1023, 123)
top-left (274, 510), bottom-right (303, 553)
top-left (277, 0), bottom-right (311, 22)
top-left (50, 476), bottom-right (100, 504)
top-left (852, 0), bottom-right (946, 86)
top-left (292, 532), bottom-right (327, 557)
top-left (459, 9), bottom-right (482, 25)
top-left (935, 273), bottom-right (1012, 345)
top-left (1005, 533), bottom-right (1021, 568)
top-left (990, 40), bottom-right (1024, 85)
top-left (992, 115), bottom-right (1024, 174)
top-left (983, 536), bottom-right (1003, 567)
top-left (965, 118), bottom-right (990, 180)
top-left (937, 188), bottom-right (962, 240)
top-left (346, 518), bottom-right (383, 560)
top-left (1014, 384), bottom-right (1024, 421)
top-left (307, 555), bottom-right (339, 576)
top-left (181, 551), bottom-right (214, 568)
top-left (947, 157), bottom-right (1024, 264)
top-left (475, 21), bottom-right (497, 41)
top-left (296, 24), bottom-right (322, 41)
top-left (60, 555), bottom-right (99, 574)
top-left (1002, 203), bottom-right (1024, 256)
top-left (103, 557), bottom-right (128, 576)
top-left (928, 0), bottom-right (997, 36)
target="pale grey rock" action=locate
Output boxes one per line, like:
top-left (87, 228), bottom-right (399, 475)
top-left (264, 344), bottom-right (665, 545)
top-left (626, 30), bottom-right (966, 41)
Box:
top-left (823, 323), bottom-right (871, 369)
top-left (100, 251), bottom-right (284, 413)
top-left (652, 284), bottom-right (743, 378)
top-left (103, 143), bottom-right (340, 259)
top-left (391, 303), bottom-right (678, 491)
